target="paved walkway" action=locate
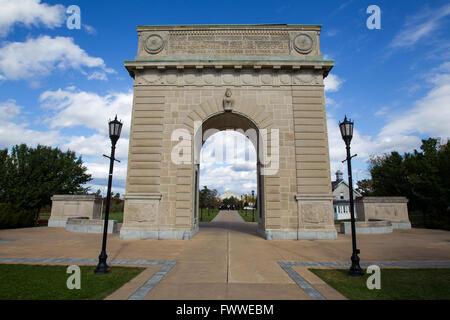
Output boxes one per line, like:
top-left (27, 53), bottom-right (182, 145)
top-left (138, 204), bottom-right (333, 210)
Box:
top-left (1, 219), bottom-right (450, 300)
top-left (212, 210), bottom-right (244, 222)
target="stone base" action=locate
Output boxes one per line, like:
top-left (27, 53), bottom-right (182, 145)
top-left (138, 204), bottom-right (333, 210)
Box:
top-left (120, 226), bottom-right (199, 240)
top-left (391, 221), bottom-right (411, 229)
top-left (48, 219), bottom-right (67, 227)
top-left (340, 220), bottom-right (393, 234)
top-left (258, 227), bottom-right (337, 240)
top-left (65, 218), bottom-right (118, 234)
top-left (258, 227), bottom-right (297, 240)
top-left (297, 229), bottom-right (338, 240)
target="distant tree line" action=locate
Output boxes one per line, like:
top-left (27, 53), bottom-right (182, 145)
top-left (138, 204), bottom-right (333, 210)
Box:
top-left (199, 186), bottom-right (219, 209)
top-left (356, 138), bottom-right (450, 230)
top-left (0, 144), bottom-right (92, 228)
top-left (199, 186), bottom-right (257, 210)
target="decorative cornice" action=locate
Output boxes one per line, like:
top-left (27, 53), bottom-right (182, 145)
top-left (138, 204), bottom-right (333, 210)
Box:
top-left (125, 59), bottom-right (334, 78)
top-left (137, 24), bottom-right (322, 32)
top-left (133, 68), bottom-right (325, 87)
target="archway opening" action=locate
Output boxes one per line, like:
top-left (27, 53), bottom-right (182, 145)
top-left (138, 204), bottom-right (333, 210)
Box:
top-left (193, 112), bottom-right (265, 236)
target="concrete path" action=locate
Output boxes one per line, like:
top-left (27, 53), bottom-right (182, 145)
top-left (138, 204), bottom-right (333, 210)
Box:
top-left (1, 221), bottom-right (450, 300)
top-left (212, 210), bottom-right (244, 222)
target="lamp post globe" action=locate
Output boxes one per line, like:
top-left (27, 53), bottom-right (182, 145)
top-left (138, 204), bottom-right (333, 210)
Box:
top-left (94, 115), bottom-right (123, 274)
top-left (339, 116), bottom-right (364, 277)
top-left (109, 115), bottom-right (123, 146)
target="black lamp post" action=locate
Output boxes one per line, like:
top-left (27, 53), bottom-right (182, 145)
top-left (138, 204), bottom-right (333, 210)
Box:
top-left (251, 190), bottom-right (255, 222)
top-left (339, 116), bottom-right (364, 277)
top-left (94, 115), bottom-right (123, 274)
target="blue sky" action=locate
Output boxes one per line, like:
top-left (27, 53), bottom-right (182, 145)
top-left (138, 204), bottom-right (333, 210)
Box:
top-left (0, 0), bottom-right (449, 196)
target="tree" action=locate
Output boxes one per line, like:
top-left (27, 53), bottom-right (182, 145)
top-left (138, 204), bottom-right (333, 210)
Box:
top-left (222, 196), bottom-right (240, 209)
top-left (199, 186), bottom-right (219, 209)
top-left (94, 189), bottom-right (102, 197)
top-left (113, 192), bottom-right (121, 199)
top-left (365, 138), bottom-right (450, 229)
top-left (0, 144), bottom-right (92, 226)
top-left (356, 179), bottom-right (373, 196)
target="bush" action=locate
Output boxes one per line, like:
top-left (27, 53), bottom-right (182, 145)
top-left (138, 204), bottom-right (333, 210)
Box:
top-left (0, 203), bottom-right (37, 229)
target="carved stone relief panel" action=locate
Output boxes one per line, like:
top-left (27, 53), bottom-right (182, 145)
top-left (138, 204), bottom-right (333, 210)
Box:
top-left (135, 68), bottom-right (324, 86)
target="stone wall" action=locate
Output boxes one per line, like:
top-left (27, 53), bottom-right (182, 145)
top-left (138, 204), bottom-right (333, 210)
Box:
top-left (355, 197), bottom-right (411, 229)
top-left (48, 195), bottom-right (102, 227)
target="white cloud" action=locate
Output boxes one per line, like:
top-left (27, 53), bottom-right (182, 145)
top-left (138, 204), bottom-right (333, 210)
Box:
top-left (200, 131), bottom-right (257, 194)
top-left (39, 87), bottom-right (132, 139)
top-left (61, 134), bottom-right (129, 159)
top-left (380, 68), bottom-right (450, 139)
top-left (87, 71), bottom-right (108, 81)
top-left (0, 87), bottom-right (132, 195)
top-left (0, 35), bottom-right (113, 82)
top-left (0, 0), bottom-right (65, 37)
top-left (375, 106), bottom-right (388, 116)
top-left (390, 4), bottom-right (450, 48)
top-left (0, 99), bottom-right (22, 120)
top-left (85, 161), bottom-right (128, 182)
top-left (200, 164), bottom-right (257, 195)
top-left (326, 62), bottom-right (450, 178)
top-left (0, 121), bottom-right (63, 148)
top-left (327, 117), bottom-right (421, 180)
top-left (83, 24), bottom-right (97, 35)
top-left (324, 74), bottom-right (343, 92)
top-left (0, 99), bottom-right (62, 148)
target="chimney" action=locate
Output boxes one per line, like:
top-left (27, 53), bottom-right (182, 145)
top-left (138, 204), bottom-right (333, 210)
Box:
top-left (336, 170), bottom-right (343, 182)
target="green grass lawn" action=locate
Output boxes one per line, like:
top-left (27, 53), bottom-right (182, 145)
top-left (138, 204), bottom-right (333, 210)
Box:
top-left (310, 268), bottom-right (450, 300)
top-left (102, 212), bottom-right (123, 223)
top-left (0, 264), bottom-right (144, 300)
top-left (238, 209), bottom-right (258, 222)
top-left (334, 219), bottom-right (350, 225)
top-left (199, 208), bottom-right (219, 222)
top-left (39, 212), bottom-right (51, 220)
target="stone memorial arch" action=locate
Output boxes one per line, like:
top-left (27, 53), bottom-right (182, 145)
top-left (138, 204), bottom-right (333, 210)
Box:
top-left (120, 24), bottom-right (337, 240)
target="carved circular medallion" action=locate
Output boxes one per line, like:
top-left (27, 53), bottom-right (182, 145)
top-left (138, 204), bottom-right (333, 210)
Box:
top-left (261, 74), bottom-right (272, 85)
top-left (294, 34), bottom-right (313, 54)
top-left (280, 74), bottom-right (291, 85)
top-left (203, 73), bottom-right (215, 84)
top-left (294, 72), bottom-right (318, 85)
top-left (184, 73), bottom-right (196, 84)
top-left (241, 73), bottom-right (254, 85)
top-left (223, 73), bottom-right (234, 84)
top-left (142, 72), bottom-right (161, 84)
top-left (144, 34), bottom-right (164, 54)
top-left (166, 73), bottom-right (177, 84)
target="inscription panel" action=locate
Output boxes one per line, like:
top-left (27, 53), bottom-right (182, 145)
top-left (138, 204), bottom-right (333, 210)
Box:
top-left (135, 27), bottom-right (322, 59)
top-left (168, 33), bottom-right (290, 56)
